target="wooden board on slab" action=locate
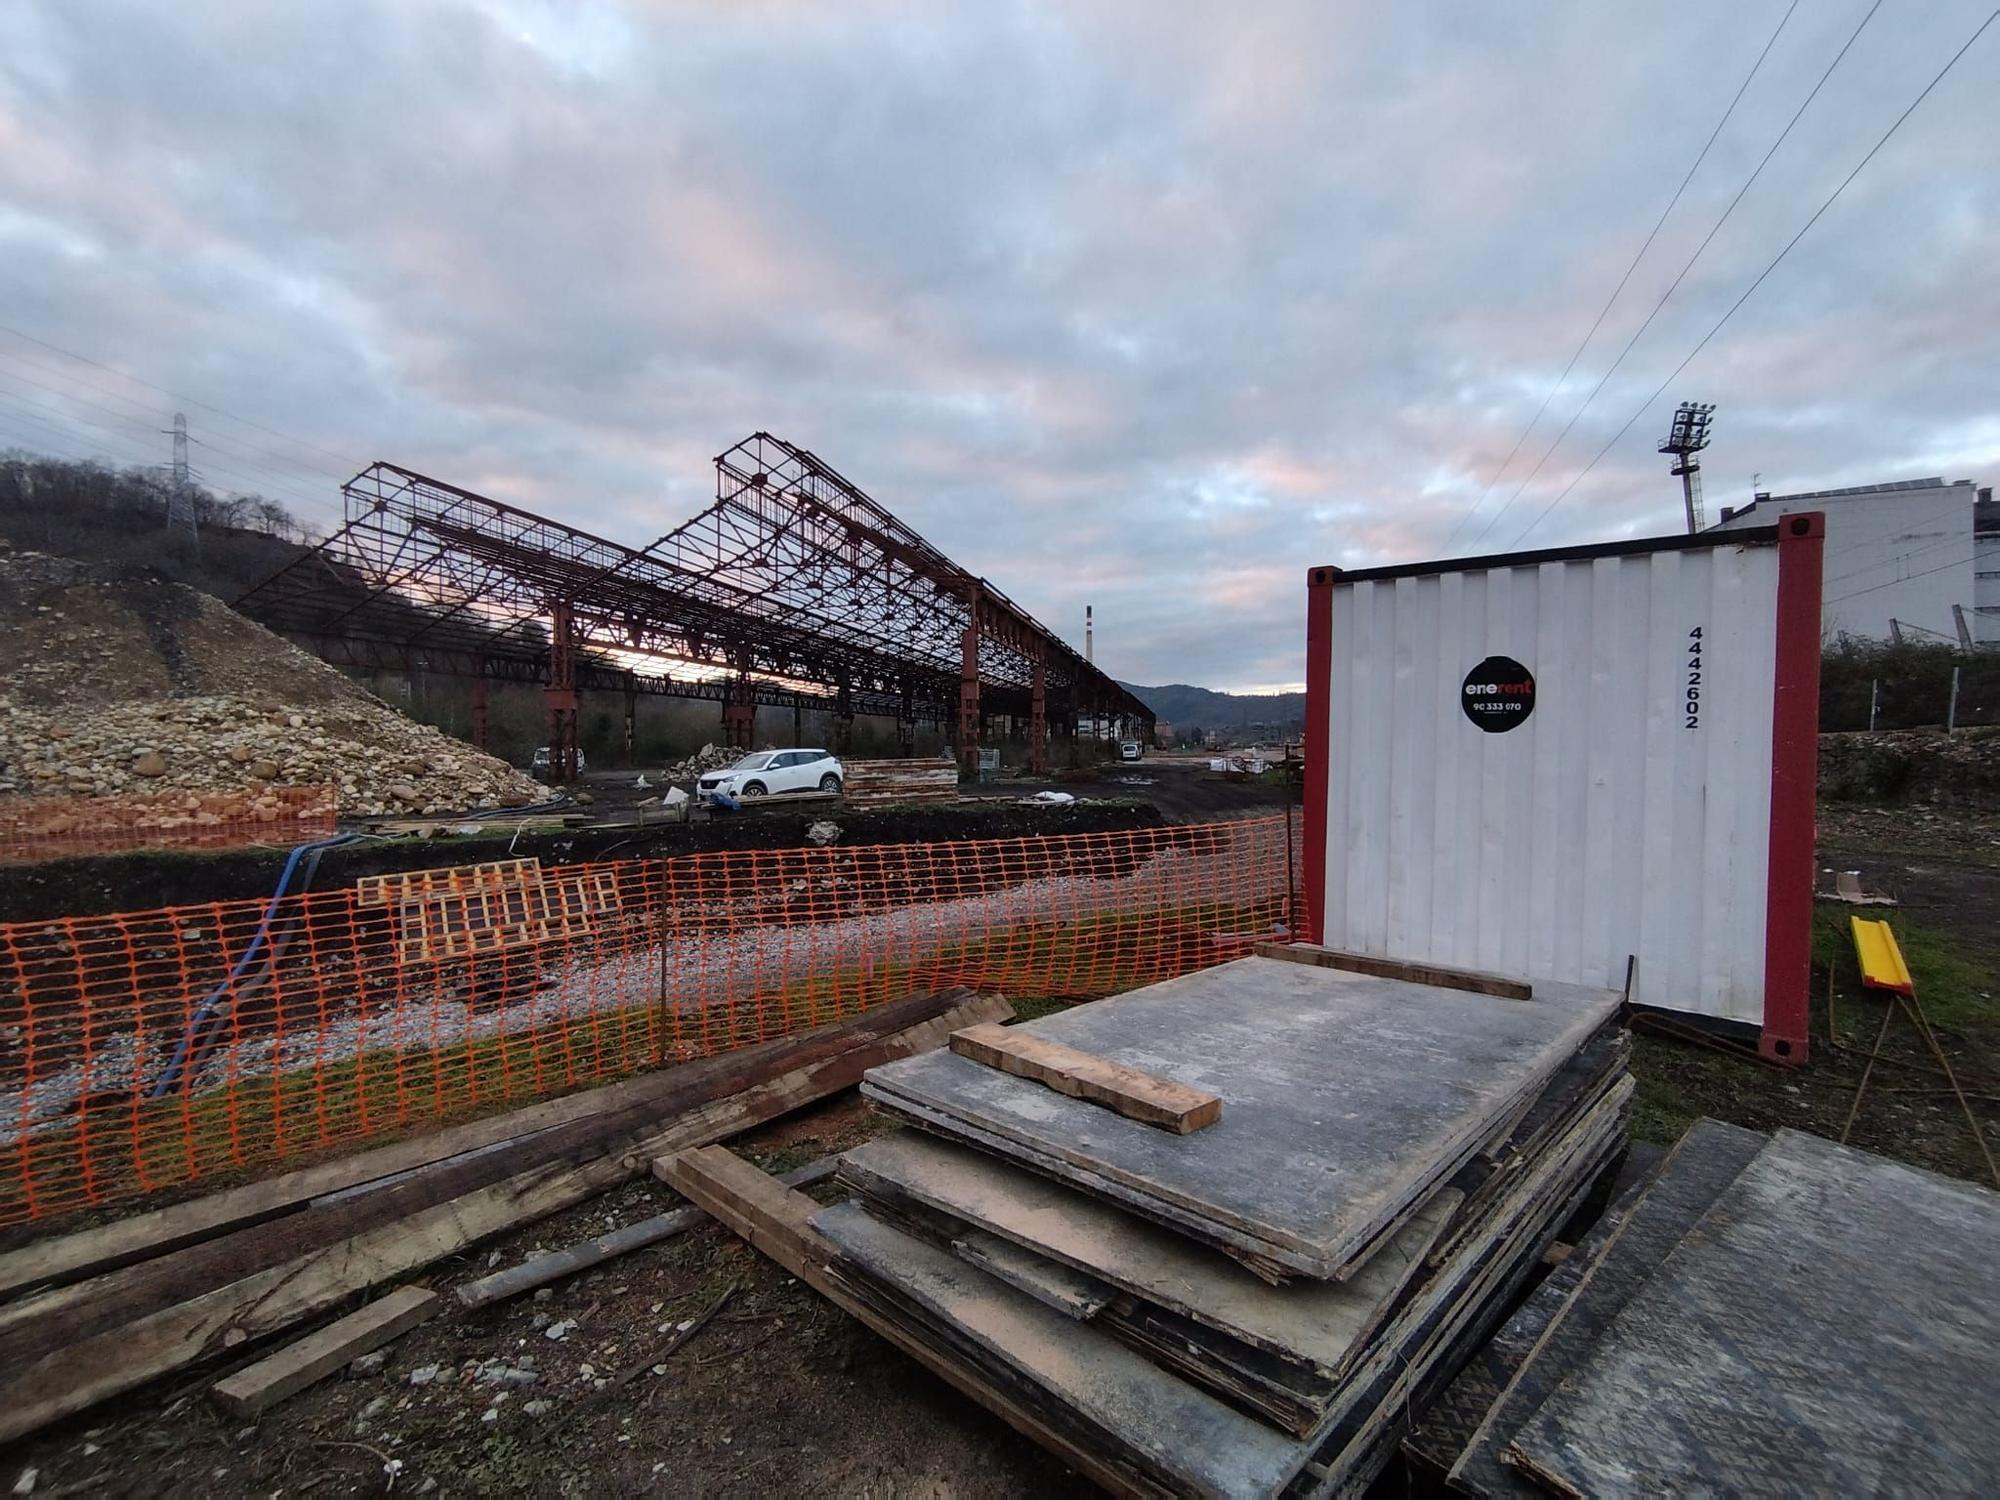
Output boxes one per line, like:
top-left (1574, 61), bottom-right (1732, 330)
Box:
top-left (210, 1285), bottom-right (439, 1417)
top-left (948, 1022), bottom-right (1222, 1133)
top-left (1252, 942), bottom-right (1532, 1000)
top-left (865, 957), bottom-right (1620, 1278)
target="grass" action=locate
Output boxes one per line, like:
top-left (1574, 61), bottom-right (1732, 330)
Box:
top-left (1624, 901), bottom-right (2000, 1175)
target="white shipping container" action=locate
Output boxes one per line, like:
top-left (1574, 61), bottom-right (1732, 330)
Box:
top-left (1303, 519), bottom-right (1823, 1061)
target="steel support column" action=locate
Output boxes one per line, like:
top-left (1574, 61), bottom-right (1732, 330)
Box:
top-left (623, 673), bottom-right (637, 766)
top-left (833, 680), bottom-right (854, 755)
top-left (723, 650), bottom-right (756, 749)
top-left (545, 601), bottom-right (579, 782)
top-left (897, 677), bottom-right (916, 756)
top-left (1029, 654), bottom-right (1048, 774)
top-left (958, 585), bottom-right (981, 777)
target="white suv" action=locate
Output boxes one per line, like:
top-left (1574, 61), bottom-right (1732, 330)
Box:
top-left (698, 748), bottom-right (844, 802)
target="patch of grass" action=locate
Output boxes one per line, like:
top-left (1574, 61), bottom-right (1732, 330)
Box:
top-left (1814, 904), bottom-right (1999, 1040)
top-left (1627, 1046), bottom-right (1709, 1145)
top-left (1006, 995), bottom-right (1078, 1024)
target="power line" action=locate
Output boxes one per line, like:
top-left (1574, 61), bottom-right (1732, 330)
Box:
top-left (1825, 550), bottom-right (1978, 605)
top-left (1440, 0), bottom-right (1802, 555)
top-left (1463, 0), bottom-right (1886, 554)
top-left (0, 345), bottom-right (360, 491)
top-left (0, 323), bottom-right (367, 482)
top-left (1508, 5), bottom-right (2000, 548)
top-left (0, 369), bottom-right (343, 515)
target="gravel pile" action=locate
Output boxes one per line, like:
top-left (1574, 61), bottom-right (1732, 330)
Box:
top-left (0, 547), bottom-right (546, 816)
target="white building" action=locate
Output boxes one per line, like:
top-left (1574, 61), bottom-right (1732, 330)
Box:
top-left (1978, 491), bottom-right (1998, 646)
top-left (1709, 477), bottom-right (1982, 644)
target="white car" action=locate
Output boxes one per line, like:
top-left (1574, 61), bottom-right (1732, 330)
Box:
top-left (698, 748), bottom-right (844, 802)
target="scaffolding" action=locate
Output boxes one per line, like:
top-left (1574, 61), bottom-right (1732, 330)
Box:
top-left (236, 433), bottom-right (1152, 777)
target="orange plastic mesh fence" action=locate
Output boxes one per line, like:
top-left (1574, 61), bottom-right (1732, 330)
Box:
top-left (0, 814), bottom-right (1298, 1225)
top-left (0, 785), bottom-right (339, 864)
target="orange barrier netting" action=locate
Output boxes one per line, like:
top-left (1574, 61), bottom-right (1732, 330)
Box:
top-left (0, 814), bottom-right (1299, 1226)
top-left (0, 785), bottom-right (339, 864)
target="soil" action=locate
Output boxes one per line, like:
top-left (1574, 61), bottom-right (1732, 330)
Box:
top-left (0, 798), bottom-right (1171, 922)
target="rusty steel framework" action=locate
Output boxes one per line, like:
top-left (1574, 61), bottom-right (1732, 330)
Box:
top-left (236, 434), bottom-right (1151, 778)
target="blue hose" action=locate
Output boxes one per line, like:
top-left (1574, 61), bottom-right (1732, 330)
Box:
top-left (147, 831), bottom-right (365, 1099)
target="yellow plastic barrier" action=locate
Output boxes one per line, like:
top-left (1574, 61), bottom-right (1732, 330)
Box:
top-left (1850, 916), bottom-right (1914, 996)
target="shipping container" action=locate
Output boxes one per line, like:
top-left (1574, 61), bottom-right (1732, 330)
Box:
top-left (1302, 515), bottom-right (1823, 1061)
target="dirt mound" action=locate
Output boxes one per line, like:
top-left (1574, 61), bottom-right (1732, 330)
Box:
top-left (1819, 727), bottom-right (2000, 808)
top-left (0, 548), bottom-right (547, 816)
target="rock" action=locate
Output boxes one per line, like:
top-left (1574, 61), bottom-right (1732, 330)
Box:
top-left (543, 1318), bottom-right (577, 1342)
top-left (531, 1288), bottom-right (554, 1304)
top-left (349, 1351), bottom-right (387, 1377)
top-left (131, 751), bottom-right (167, 777)
top-left (806, 820), bottom-right (841, 846)
top-left (12, 1468), bottom-right (37, 1496)
top-left (388, 782), bottom-right (421, 803)
top-left (248, 759), bottom-right (280, 780)
top-left (523, 1400), bottom-right (551, 1417)
top-left (228, 745), bottom-right (253, 764)
top-left (407, 1364), bottom-right (442, 1387)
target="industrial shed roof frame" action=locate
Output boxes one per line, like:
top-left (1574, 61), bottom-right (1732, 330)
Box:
top-left (236, 434), bottom-right (1151, 776)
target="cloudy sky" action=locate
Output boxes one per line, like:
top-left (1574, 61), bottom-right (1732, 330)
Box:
top-left (1, 2), bottom-right (1994, 691)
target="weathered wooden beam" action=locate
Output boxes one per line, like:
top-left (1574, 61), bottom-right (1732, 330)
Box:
top-left (209, 1285), bottom-right (440, 1417)
top-left (1251, 942), bottom-right (1532, 1001)
top-left (948, 1022), bottom-right (1222, 1133)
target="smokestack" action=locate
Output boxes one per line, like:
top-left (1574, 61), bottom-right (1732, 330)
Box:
top-left (1086, 605), bottom-right (1094, 664)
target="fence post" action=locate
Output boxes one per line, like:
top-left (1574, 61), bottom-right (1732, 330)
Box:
top-left (1948, 666), bottom-right (1960, 733)
top-left (1868, 678), bottom-right (1879, 732)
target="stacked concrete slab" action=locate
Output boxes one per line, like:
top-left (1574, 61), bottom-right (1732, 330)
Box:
top-left (1410, 1118), bottom-right (2000, 1496)
top-left (819, 954), bottom-right (1632, 1496)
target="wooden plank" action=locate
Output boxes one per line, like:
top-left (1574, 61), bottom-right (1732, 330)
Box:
top-left (0, 991), bottom-right (994, 1353)
top-left (654, 1146), bottom-right (826, 1281)
top-left (1252, 941), bottom-right (1533, 1000)
top-left (658, 1147), bottom-right (1157, 1498)
top-left (209, 1285), bottom-right (439, 1418)
top-left (0, 991), bottom-right (1010, 1444)
top-left (948, 1021), bottom-right (1222, 1133)
top-left (0, 1001), bottom-right (942, 1302)
top-left (817, 1200), bottom-right (1303, 1497)
top-left (454, 1157), bottom-right (836, 1310)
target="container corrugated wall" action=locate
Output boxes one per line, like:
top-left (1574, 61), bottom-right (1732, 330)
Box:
top-left (1313, 536), bottom-right (1785, 1027)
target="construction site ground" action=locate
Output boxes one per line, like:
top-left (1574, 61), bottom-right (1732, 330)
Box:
top-left (4, 801), bottom-right (1992, 1498)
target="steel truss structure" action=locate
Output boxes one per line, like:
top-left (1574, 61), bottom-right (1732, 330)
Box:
top-left (236, 433), bottom-right (1151, 777)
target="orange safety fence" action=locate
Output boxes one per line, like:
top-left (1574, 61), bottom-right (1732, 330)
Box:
top-left (0, 813), bottom-right (1299, 1227)
top-left (0, 785), bottom-right (339, 864)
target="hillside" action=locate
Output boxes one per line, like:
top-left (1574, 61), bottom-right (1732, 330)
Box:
top-left (1119, 681), bottom-right (1305, 737)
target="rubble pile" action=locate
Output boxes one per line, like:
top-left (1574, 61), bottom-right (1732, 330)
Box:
top-left (0, 548), bottom-right (547, 816)
top-left (663, 743), bottom-right (741, 779)
top-left (1820, 726), bottom-right (2000, 808)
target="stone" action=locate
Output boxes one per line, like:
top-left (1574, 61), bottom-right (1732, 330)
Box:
top-left (131, 751), bottom-right (167, 777)
top-left (248, 759), bottom-right (280, 780)
top-left (349, 1352), bottom-right (388, 1377)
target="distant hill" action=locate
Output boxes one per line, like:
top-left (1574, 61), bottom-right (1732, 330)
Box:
top-left (1118, 681), bottom-right (1305, 737)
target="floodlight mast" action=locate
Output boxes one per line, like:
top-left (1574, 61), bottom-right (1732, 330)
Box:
top-left (1658, 401), bottom-right (1716, 534)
